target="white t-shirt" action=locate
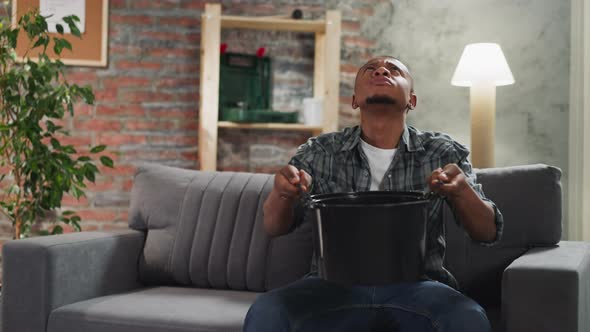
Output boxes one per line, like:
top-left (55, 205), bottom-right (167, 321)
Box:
top-left (360, 139), bottom-right (397, 190)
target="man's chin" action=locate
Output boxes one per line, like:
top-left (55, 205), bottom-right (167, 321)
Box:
top-left (365, 95), bottom-right (396, 105)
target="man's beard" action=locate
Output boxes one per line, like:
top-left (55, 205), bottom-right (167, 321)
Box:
top-left (365, 95), bottom-right (396, 105)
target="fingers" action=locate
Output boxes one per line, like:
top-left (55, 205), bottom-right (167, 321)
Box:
top-left (428, 168), bottom-right (444, 192)
top-left (274, 165), bottom-right (313, 200)
top-left (441, 163), bottom-right (462, 179)
top-left (299, 170), bottom-right (312, 192)
top-left (433, 164), bottom-right (462, 184)
top-left (428, 163), bottom-right (467, 198)
top-left (278, 164), bottom-right (301, 184)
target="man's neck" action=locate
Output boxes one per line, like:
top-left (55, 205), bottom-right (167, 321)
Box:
top-left (359, 105), bottom-right (406, 149)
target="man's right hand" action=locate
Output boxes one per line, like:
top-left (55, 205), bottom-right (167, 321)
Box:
top-left (274, 165), bottom-right (312, 202)
top-left (262, 165), bottom-right (312, 237)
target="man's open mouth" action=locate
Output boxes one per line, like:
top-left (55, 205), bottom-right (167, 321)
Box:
top-left (370, 79), bottom-right (393, 86)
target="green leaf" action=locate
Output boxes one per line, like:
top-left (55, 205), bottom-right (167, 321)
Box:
top-left (51, 225), bottom-right (63, 235)
top-left (84, 167), bottom-right (96, 182)
top-left (100, 156), bottom-right (114, 168)
top-left (55, 24), bottom-right (64, 34)
top-left (63, 16), bottom-right (81, 38)
top-left (33, 35), bottom-right (48, 49)
top-left (75, 172), bottom-right (84, 182)
top-left (61, 39), bottom-right (72, 51)
top-left (81, 87), bottom-right (95, 104)
top-left (77, 156), bottom-right (91, 162)
top-left (50, 138), bottom-right (60, 149)
top-left (84, 163), bottom-right (99, 173)
top-left (45, 120), bottom-right (62, 133)
top-left (53, 37), bottom-right (64, 55)
top-left (62, 145), bottom-right (77, 154)
top-left (71, 219), bottom-right (81, 232)
top-left (90, 145), bottom-right (106, 153)
top-left (71, 186), bottom-right (84, 199)
top-left (8, 28), bottom-right (20, 48)
top-left (62, 210), bottom-right (76, 216)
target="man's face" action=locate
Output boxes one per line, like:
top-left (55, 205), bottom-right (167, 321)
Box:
top-left (352, 57), bottom-right (415, 110)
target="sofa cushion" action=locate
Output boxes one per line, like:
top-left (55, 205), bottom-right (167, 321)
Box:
top-left (129, 164), bottom-right (313, 292)
top-left (444, 163), bottom-right (562, 306)
top-left (47, 287), bottom-right (259, 332)
top-left (475, 163), bottom-right (562, 247)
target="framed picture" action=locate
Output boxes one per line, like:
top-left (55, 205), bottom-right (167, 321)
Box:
top-left (12, 0), bottom-right (109, 67)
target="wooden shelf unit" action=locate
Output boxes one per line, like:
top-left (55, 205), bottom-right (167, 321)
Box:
top-left (198, 4), bottom-right (341, 171)
top-left (220, 15), bottom-right (326, 32)
top-left (218, 121), bottom-right (323, 136)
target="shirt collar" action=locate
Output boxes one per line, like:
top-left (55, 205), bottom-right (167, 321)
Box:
top-left (340, 125), bottom-right (425, 152)
top-left (402, 125), bottom-right (425, 152)
top-left (339, 126), bottom-right (362, 152)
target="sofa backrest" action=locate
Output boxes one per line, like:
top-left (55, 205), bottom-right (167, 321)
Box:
top-left (129, 163), bottom-right (562, 299)
top-left (444, 164), bottom-right (562, 306)
top-left (129, 164), bottom-right (312, 292)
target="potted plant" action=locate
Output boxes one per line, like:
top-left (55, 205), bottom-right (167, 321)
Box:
top-left (0, 8), bottom-right (113, 239)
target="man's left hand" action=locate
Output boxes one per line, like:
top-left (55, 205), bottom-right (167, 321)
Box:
top-left (428, 163), bottom-right (470, 199)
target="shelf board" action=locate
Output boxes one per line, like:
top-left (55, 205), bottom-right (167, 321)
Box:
top-left (218, 121), bottom-right (323, 132)
top-left (220, 15), bottom-right (325, 33)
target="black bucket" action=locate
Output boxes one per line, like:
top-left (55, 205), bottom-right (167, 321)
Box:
top-left (308, 191), bottom-right (430, 286)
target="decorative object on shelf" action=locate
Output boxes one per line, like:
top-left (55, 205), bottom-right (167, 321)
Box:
top-left (301, 97), bottom-right (323, 126)
top-left (219, 51), bottom-right (299, 124)
top-left (0, 8), bottom-right (114, 238)
top-left (451, 42), bottom-right (515, 168)
top-left (12, 0), bottom-right (109, 67)
top-left (291, 9), bottom-right (303, 20)
top-left (219, 52), bottom-right (272, 120)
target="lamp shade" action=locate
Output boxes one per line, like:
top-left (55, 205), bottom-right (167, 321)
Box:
top-left (451, 43), bottom-right (515, 87)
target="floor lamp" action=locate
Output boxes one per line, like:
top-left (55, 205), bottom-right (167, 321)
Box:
top-left (451, 43), bottom-right (515, 168)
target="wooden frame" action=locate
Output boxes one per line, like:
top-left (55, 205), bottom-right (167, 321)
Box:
top-left (198, 3), bottom-right (341, 171)
top-left (568, 0), bottom-right (590, 241)
top-left (12, 0), bottom-right (109, 67)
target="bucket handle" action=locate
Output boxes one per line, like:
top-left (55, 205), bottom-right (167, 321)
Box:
top-left (298, 182), bottom-right (318, 208)
top-left (315, 209), bottom-right (325, 259)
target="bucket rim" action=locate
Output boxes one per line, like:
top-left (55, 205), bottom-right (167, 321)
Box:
top-left (308, 190), bottom-right (431, 208)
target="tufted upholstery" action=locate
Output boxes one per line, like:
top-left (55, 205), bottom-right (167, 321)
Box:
top-left (129, 164), bottom-right (312, 292)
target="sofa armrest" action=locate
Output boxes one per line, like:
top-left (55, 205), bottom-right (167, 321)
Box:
top-left (502, 241), bottom-right (590, 332)
top-left (2, 230), bottom-right (145, 332)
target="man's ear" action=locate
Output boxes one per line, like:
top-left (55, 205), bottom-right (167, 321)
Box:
top-left (352, 95), bottom-right (359, 109)
top-left (408, 93), bottom-right (417, 110)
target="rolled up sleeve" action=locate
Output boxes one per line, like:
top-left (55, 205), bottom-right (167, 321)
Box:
top-left (455, 147), bottom-right (504, 246)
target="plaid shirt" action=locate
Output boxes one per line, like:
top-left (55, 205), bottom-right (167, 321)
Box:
top-left (289, 125), bottom-right (503, 289)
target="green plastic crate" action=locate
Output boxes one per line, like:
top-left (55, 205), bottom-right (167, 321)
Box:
top-left (219, 52), bottom-right (272, 120)
top-left (221, 108), bottom-right (298, 123)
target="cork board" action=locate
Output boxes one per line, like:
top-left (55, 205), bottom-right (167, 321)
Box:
top-left (12, 0), bottom-right (109, 67)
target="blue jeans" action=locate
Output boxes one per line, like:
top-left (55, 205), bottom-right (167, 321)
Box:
top-left (243, 276), bottom-right (490, 332)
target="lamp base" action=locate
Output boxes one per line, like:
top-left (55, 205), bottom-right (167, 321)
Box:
top-left (470, 84), bottom-right (496, 168)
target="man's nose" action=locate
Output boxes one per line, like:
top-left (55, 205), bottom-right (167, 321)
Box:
top-left (373, 66), bottom-right (390, 77)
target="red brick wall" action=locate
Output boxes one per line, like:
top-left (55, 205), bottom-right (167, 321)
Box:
top-left (0, 0), bottom-right (381, 243)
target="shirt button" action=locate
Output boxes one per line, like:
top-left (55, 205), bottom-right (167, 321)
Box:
top-left (388, 174), bottom-right (392, 178)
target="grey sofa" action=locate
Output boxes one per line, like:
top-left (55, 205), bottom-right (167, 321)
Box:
top-left (2, 163), bottom-right (589, 332)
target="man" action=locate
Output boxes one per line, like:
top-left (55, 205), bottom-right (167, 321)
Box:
top-left (244, 56), bottom-right (503, 332)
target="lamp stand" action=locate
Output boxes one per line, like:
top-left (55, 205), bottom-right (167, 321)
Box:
top-left (470, 83), bottom-right (496, 168)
